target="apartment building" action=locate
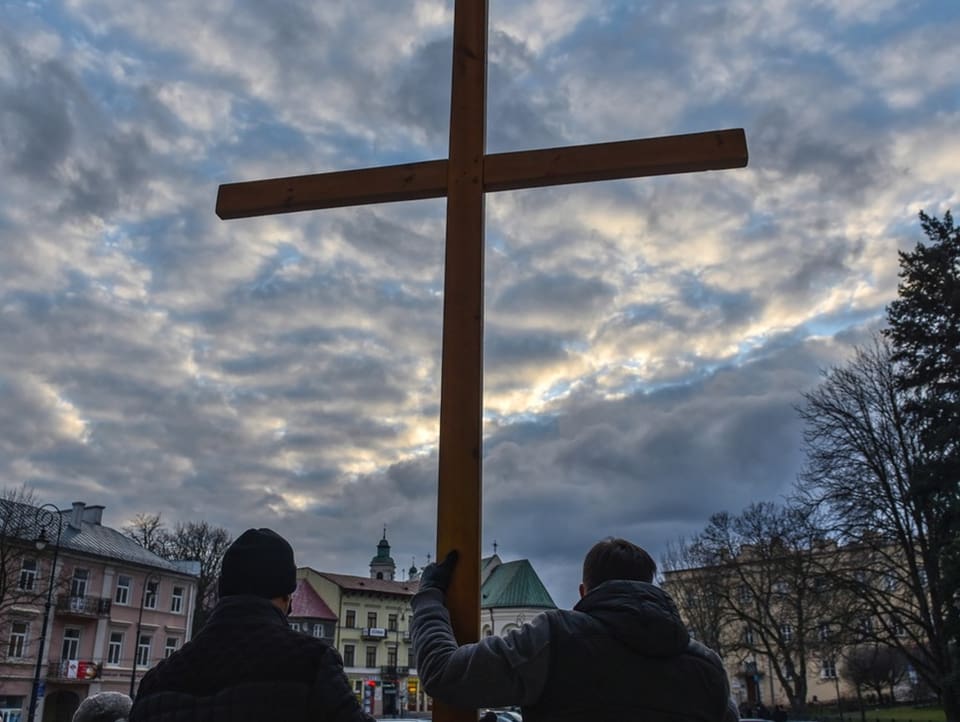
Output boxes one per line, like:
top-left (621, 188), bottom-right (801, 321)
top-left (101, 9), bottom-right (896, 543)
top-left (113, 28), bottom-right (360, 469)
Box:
top-left (0, 501), bottom-right (199, 722)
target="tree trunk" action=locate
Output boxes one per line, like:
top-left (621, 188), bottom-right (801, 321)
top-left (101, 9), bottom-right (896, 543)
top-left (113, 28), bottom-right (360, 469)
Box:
top-left (942, 682), bottom-right (960, 722)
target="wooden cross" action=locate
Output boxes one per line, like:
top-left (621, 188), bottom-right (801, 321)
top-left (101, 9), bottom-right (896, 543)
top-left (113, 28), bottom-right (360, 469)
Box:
top-left (217, 2), bottom-right (746, 719)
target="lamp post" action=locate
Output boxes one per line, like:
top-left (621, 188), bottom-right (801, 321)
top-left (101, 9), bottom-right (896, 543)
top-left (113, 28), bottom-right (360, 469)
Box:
top-left (27, 504), bottom-right (64, 722)
top-left (130, 573), bottom-right (160, 697)
top-left (393, 609), bottom-right (406, 719)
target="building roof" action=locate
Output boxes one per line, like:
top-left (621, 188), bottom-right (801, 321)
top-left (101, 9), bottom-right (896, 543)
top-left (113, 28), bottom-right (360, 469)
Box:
top-left (313, 571), bottom-right (417, 597)
top-left (291, 578), bottom-right (338, 620)
top-left (0, 500), bottom-right (196, 576)
top-left (480, 559), bottom-right (556, 609)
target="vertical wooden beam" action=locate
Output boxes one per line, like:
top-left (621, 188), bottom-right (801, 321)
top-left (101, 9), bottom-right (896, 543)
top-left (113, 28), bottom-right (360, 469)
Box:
top-left (435, 0), bottom-right (485, 720)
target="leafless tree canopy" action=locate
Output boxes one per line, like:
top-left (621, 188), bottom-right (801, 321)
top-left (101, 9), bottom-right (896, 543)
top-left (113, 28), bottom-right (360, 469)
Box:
top-left (795, 336), bottom-right (956, 713)
top-left (123, 515), bottom-right (232, 634)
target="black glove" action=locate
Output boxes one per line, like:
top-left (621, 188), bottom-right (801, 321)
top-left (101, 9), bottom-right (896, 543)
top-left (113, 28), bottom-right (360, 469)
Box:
top-left (419, 550), bottom-right (459, 595)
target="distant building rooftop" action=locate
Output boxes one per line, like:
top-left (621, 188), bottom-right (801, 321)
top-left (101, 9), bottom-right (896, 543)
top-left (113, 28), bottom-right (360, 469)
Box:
top-left (0, 499), bottom-right (197, 576)
top-left (311, 570), bottom-right (417, 597)
top-left (291, 578), bottom-right (338, 620)
top-left (481, 558), bottom-right (556, 609)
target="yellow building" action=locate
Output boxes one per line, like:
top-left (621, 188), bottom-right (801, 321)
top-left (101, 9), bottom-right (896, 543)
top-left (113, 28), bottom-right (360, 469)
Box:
top-left (662, 540), bottom-right (922, 712)
top-left (296, 532), bottom-right (422, 717)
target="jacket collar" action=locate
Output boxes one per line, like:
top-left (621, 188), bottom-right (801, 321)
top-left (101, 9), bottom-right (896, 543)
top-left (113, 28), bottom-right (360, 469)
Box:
top-left (203, 594), bottom-right (289, 629)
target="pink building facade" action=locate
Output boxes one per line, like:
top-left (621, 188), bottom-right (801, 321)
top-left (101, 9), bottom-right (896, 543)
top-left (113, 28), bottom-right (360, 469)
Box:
top-left (0, 502), bottom-right (199, 722)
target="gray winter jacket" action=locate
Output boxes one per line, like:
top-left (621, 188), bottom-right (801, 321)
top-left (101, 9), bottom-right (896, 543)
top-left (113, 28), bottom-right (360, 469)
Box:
top-left (412, 579), bottom-right (739, 722)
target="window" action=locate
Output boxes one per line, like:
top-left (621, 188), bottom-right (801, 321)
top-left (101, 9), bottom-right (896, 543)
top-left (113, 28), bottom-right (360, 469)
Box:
top-left (312, 625), bottom-right (323, 638)
top-left (0, 702), bottom-right (23, 722)
top-left (71, 569), bottom-right (89, 598)
top-left (8, 622), bottom-right (28, 659)
top-left (62, 629), bottom-right (80, 661)
top-left (743, 626), bottom-right (754, 645)
top-left (144, 579), bottom-right (159, 610)
top-left (171, 586), bottom-right (184, 614)
top-left (407, 649), bottom-right (415, 669)
top-left (367, 612), bottom-right (377, 628)
top-left (136, 634), bottom-right (152, 666)
top-left (115, 575), bottom-right (131, 605)
top-left (780, 623), bottom-right (793, 642)
top-left (18, 559), bottom-right (37, 592)
top-left (773, 579), bottom-right (790, 595)
top-left (738, 584), bottom-right (752, 603)
top-left (387, 645), bottom-right (397, 667)
top-left (164, 637), bottom-right (179, 658)
top-left (388, 614), bottom-right (398, 631)
top-left (107, 632), bottom-right (123, 666)
top-left (859, 616), bottom-right (874, 637)
top-left (883, 574), bottom-right (898, 592)
top-left (365, 646), bottom-right (377, 668)
top-left (343, 644), bottom-right (355, 667)
top-left (345, 610), bottom-right (356, 628)
top-left (289, 622), bottom-right (301, 632)
top-left (821, 657), bottom-right (837, 679)
top-left (818, 622), bottom-right (831, 642)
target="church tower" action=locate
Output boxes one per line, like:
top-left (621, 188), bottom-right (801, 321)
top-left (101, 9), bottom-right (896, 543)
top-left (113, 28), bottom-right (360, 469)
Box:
top-left (370, 528), bottom-right (396, 581)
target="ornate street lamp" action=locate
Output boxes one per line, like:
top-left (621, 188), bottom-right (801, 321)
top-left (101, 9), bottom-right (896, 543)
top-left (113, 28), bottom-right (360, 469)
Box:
top-left (27, 503), bottom-right (64, 722)
top-left (130, 573), bottom-right (160, 697)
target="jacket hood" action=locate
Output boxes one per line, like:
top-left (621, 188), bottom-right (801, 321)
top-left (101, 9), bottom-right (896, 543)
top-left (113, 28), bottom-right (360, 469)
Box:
top-left (574, 579), bottom-right (689, 656)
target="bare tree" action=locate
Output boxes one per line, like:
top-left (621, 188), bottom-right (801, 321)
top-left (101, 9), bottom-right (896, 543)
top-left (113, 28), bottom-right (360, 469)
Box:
top-left (122, 512), bottom-right (172, 557)
top-left (660, 538), bottom-right (733, 660)
top-left (688, 502), bottom-right (846, 713)
top-left (166, 521), bottom-right (232, 634)
top-left (842, 644), bottom-right (908, 719)
top-left (795, 337), bottom-right (957, 717)
top-left (123, 516), bottom-right (232, 634)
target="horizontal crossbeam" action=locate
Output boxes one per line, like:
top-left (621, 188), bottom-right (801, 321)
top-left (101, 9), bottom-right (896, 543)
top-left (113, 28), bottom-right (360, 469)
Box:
top-left (216, 128), bottom-right (747, 219)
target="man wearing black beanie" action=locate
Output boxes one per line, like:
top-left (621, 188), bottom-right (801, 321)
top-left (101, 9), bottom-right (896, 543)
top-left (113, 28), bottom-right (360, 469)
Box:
top-left (130, 529), bottom-right (371, 722)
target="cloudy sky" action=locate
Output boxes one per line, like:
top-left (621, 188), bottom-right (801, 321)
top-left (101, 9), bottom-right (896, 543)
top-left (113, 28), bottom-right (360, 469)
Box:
top-left (1, 0), bottom-right (958, 609)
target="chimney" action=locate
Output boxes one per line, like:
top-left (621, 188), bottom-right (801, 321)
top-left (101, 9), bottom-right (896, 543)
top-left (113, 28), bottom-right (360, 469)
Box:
top-left (69, 501), bottom-right (86, 530)
top-left (82, 505), bottom-right (104, 526)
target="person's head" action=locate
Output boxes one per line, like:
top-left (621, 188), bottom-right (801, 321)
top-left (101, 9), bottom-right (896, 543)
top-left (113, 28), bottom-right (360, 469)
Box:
top-left (218, 528), bottom-right (297, 612)
top-left (72, 692), bottom-right (132, 722)
top-left (580, 537), bottom-right (656, 597)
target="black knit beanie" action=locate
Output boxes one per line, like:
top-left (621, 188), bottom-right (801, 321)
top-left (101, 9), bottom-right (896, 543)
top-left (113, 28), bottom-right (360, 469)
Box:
top-left (218, 528), bottom-right (297, 599)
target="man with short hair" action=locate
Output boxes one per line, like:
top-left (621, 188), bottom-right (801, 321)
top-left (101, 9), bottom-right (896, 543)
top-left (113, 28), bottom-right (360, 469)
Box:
top-left (130, 528), bottom-right (371, 722)
top-left (412, 537), bottom-right (738, 722)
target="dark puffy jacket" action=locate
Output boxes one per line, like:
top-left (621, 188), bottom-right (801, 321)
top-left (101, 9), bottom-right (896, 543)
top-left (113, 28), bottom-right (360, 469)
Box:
top-left (129, 595), bottom-right (371, 722)
top-left (412, 580), bottom-right (738, 722)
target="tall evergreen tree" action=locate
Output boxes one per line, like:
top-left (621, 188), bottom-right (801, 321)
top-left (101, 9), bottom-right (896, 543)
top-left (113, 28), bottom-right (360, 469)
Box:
top-left (885, 210), bottom-right (960, 719)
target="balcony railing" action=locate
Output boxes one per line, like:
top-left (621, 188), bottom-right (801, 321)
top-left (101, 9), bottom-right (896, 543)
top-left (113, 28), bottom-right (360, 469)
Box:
top-left (56, 595), bottom-right (112, 617)
top-left (361, 627), bottom-right (388, 640)
top-left (48, 659), bottom-right (101, 681)
top-left (380, 665), bottom-right (410, 678)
